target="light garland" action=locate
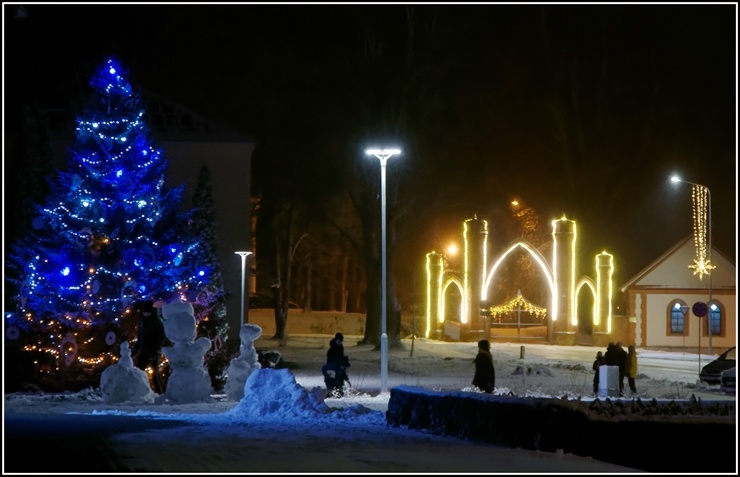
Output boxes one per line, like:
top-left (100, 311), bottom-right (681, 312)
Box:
top-left (688, 184), bottom-right (715, 280)
top-left (488, 290), bottom-right (547, 319)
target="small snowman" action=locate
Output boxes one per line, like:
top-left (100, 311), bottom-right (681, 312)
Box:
top-left (161, 301), bottom-right (212, 403)
top-left (224, 323), bottom-right (263, 401)
top-left (100, 341), bottom-right (156, 403)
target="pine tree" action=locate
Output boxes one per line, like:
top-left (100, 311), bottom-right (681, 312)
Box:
top-left (5, 58), bottom-right (212, 390)
top-left (190, 164), bottom-right (230, 390)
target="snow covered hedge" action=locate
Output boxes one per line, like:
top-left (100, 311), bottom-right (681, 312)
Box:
top-left (385, 386), bottom-right (736, 473)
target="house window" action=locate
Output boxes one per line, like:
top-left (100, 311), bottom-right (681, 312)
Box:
top-left (669, 301), bottom-right (686, 334)
top-left (707, 302), bottom-right (722, 336)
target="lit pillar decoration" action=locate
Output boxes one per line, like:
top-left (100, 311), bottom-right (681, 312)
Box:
top-left (670, 176), bottom-right (715, 355)
top-left (594, 251), bottom-right (614, 336)
top-left (463, 215), bottom-right (488, 340)
top-left (425, 251), bottom-right (444, 339)
top-left (551, 216), bottom-right (577, 344)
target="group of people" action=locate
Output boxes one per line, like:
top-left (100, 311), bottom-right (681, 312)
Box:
top-left (321, 335), bottom-right (498, 397)
top-left (321, 334), bottom-right (640, 399)
top-left (593, 341), bottom-right (638, 396)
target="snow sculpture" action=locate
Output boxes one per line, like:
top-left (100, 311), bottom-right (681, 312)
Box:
top-left (100, 341), bottom-right (156, 403)
top-left (224, 323), bottom-right (263, 401)
top-left (161, 301), bottom-right (212, 403)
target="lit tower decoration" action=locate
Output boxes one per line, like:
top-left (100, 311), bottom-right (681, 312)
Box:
top-left (551, 216), bottom-right (577, 344)
top-left (425, 251), bottom-right (445, 339)
top-left (5, 58), bottom-right (211, 387)
top-left (463, 215), bottom-right (488, 341)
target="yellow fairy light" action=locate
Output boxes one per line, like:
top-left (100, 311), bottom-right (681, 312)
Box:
top-left (488, 290), bottom-right (547, 319)
top-left (688, 184), bottom-right (715, 280)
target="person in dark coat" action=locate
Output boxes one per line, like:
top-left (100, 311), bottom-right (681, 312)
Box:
top-left (132, 300), bottom-right (166, 393)
top-left (472, 339), bottom-right (495, 393)
top-left (592, 351), bottom-right (605, 394)
top-left (615, 341), bottom-right (628, 396)
top-left (604, 342), bottom-right (618, 366)
top-left (322, 332), bottom-right (350, 397)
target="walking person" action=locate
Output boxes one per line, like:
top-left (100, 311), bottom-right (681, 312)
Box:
top-left (132, 299), bottom-right (166, 394)
top-left (322, 332), bottom-right (350, 398)
top-left (627, 345), bottom-right (638, 394)
top-left (472, 339), bottom-right (495, 394)
top-left (592, 351), bottom-right (605, 394)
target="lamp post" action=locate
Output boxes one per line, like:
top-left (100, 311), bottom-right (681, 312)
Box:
top-left (235, 251), bottom-right (252, 325)
top-left (670, 176), bottom-right (713, 356)
top-left (366, 148), bottom-right (401, 394)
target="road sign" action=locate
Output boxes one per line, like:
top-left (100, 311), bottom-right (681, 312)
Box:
top-left (692, 301), bottom-right (708, 318)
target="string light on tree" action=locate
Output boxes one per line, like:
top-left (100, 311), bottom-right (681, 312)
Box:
top-left (5, 58), bottom-right (219, 390)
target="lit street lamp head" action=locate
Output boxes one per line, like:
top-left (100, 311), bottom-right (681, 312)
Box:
top-left (366, 149), bottom-right (401, 163)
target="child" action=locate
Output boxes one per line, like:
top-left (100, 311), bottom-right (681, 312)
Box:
top-left (592, 350), bottom-right (605, 394)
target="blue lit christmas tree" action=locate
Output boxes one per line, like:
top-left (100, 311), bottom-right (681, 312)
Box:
top-left (5, 58), bottom-right (214, 390)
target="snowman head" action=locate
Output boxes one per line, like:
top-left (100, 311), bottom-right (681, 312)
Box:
top-left (162, 301), bottom-right (197, 343)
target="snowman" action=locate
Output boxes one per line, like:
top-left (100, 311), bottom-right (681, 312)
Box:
top-left (100, 341), bottom-right (156, 403)
top-left (224, 323), bottom-right (263, 401)
top-left (161, 301), bottom-right (212, 403)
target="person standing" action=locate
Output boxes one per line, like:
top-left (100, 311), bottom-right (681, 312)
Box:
top-left (626, 345), bottom-right (638, 394)
top-left (616, 341), bottom-right (628, 396)
top-left (472, 339), bottom-right (495, 394)
top-left (132, 300), bottom-right (166, 394)
top-left (592, 350), bottom-right (605, 394)
top-left (322, 332), bottom-right (350, 397)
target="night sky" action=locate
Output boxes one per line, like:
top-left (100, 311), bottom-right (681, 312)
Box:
top-left (4, 3), bottom-right (737, 299)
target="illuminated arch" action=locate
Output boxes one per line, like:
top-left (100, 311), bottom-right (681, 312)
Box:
top-left (574, 277), bottom-right (597, 327)
top-left (482, 241), bottom-right (556, 321)
top-left (441, 276), bottom-right (465, 326)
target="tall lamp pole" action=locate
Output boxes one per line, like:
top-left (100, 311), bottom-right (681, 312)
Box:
top-left (366, 148), bottom-right (401, 394)
top-left (235, 251), bottom-right (252, 325)
top-left (670, 176), bottom-right (714, 356)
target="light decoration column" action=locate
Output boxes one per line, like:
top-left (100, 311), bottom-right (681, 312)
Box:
top-left (366, 148), bottom-right (401, 394)
top-left (235, 251), bottom-right (252, 325)
top-left (670, 176), bottom-right (715, 355)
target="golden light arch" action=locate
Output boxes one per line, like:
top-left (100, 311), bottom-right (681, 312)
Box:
top-left (441, 277), bottom-right (465, 328)
top-left (482, 241), bottom-right (556, 317)
top-left (574, 277), bottom-right (597, 328)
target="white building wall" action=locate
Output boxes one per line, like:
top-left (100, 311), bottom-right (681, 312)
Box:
top-left (644, 290), bottom-right (736, 351)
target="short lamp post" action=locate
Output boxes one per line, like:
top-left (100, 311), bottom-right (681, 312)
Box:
top-left (235, 251), bottom-right (252, 325)
top-left (670, 176), bottom-right (713, 356)
top-left (366, 147), bottom-right (401, 394)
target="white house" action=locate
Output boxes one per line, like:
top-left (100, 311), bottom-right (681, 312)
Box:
top-left (620, 235), bottom-right (736, 352)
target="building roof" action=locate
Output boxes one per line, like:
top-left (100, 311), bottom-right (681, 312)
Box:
top-left (620, 235), bottom-right (736, 292)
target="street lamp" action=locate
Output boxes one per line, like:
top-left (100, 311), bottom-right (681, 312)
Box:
top-left (366, 147), bottom-right (401, 394)
top-left (235, 251), bottom-right (252, 325)
top-left (670, 176), bottom-right (714, 356)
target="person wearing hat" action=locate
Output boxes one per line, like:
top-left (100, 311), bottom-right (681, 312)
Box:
top-left (472, 339), bottom-right (495, 394)
top-left (323, 332), bottom-right (350, 397)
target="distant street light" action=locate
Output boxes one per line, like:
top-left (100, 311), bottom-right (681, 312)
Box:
top-left (235, 251), bottom-right (252, 325)
top-left (670, 176), bottom-right (714, 356)
top-left (366, 148), bottom-right (401, 394)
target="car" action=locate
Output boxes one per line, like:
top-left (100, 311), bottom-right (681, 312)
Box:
top-left (699, 346), bottom-right (736, 385)
top-left (719, 367), bottom-right (735, 393)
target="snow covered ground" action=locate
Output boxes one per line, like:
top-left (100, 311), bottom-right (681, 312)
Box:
top-left (4, 333), bottom-right (737, 473)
